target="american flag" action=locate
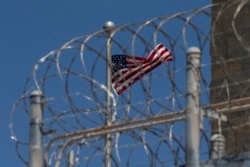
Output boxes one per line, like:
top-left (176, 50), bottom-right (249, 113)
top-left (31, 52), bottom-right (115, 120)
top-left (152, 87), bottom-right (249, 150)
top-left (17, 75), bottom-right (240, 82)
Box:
top-left (111, 43), bottom-right (173, 95)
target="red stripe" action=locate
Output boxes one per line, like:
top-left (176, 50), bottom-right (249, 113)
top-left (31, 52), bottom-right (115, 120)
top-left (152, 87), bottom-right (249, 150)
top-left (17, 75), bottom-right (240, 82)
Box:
top-left (126, 55), bottom-right (145, 61)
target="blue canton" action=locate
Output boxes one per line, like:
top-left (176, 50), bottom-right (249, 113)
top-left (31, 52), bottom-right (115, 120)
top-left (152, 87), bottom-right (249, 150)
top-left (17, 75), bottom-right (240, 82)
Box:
top-left (112, 55), bottom-right (128, 74)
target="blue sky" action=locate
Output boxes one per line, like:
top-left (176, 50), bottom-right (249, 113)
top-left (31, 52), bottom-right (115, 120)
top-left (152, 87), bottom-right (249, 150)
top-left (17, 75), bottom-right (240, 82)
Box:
top-left (0, 1), bottom-right (211, 166)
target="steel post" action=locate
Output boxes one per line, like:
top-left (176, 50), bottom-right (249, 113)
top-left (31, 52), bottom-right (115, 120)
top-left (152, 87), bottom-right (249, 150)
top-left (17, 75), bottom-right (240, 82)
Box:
top-left (29, 90), bottom-right (44, 167)
top-left (185, 47), bottom-right (201, 167)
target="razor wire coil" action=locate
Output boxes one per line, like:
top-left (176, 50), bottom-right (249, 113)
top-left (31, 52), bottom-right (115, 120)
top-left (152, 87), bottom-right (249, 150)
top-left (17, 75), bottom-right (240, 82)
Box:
top-left (9, 1), bottom-right (250, 166)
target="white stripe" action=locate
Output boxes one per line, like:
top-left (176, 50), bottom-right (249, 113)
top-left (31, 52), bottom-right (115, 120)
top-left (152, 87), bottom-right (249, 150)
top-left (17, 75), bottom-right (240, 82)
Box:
top-left (126, 58), bottom-right (142, 65)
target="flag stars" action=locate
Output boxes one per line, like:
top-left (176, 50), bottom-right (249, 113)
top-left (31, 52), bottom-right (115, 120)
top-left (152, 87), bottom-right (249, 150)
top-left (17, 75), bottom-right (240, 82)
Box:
top-left (112, 55), bottom-right (128, 73)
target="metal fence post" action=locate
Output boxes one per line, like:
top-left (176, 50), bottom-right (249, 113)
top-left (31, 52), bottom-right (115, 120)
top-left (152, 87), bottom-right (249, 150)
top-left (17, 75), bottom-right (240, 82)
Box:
top-left (103, 21), bottom-right (115, 167)
top-left (185, 47), bottom-right (201, 167)
top-left (29, 90), bottom-right (44, 167)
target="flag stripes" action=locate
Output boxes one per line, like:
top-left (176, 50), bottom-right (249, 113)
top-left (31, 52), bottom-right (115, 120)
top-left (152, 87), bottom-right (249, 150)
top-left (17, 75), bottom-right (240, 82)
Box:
top-left (111, 43), bottom-right (173, 95)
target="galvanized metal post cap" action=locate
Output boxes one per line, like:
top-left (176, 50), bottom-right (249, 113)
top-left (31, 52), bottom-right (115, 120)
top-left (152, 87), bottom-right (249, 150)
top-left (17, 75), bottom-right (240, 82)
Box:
top-left (186, 47), bottom-right (201, 54)
top-left (210, 134), bottom-right (225, 142)
top-left (30, 90), bottom-right (43, 98)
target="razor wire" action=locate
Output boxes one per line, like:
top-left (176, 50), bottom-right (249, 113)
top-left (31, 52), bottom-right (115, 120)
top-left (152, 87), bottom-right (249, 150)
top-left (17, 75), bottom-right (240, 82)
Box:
top-left (9, 1), bottom-right (250, 166)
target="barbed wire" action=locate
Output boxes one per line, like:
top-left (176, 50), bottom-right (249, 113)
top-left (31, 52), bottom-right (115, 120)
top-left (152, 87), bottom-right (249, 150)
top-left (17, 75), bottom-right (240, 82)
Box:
top-left (9, 1), bottom-right (250, 166)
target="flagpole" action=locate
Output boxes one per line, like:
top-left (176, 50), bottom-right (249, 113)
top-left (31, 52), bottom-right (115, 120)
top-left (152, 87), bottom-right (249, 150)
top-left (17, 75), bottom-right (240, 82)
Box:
top-left (103, 21), bottom-right (115, 167)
